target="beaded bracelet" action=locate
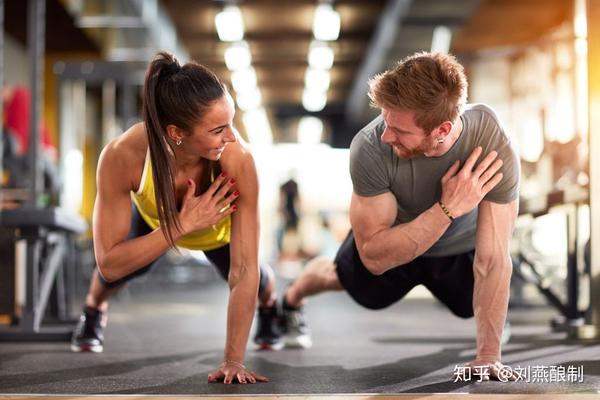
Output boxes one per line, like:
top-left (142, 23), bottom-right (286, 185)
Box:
top-left (438, 201), bottom-right (455, 221)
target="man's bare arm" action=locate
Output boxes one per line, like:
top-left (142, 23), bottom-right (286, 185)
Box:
top-left (473, 199), bottom-right (518, 362)
top-left (351, 147), bottom-right (504, 275)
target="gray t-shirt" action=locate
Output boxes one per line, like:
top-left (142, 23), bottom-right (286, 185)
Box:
top-left (349, 104), bottom-right (520, 257)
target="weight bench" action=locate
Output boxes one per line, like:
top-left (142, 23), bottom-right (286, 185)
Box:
top-left (0, 207), bottom-right (87, 341)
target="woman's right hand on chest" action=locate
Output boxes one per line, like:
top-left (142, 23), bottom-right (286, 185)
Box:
top-left (178, 172), bottom-right (239, 235)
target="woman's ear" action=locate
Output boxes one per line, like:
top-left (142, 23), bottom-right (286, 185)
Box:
top-left (166, 124), bottom-right (184, 143)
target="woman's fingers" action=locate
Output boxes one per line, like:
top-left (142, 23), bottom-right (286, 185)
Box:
top-left (207, 369), bottom-right (224, 383)
top-left (205, 172), bottom-right (230, 197)
top-left (217, 190), bottom-right (240, 210)
top-left (184, 178), bottom-right (196, 201)
top-left (213, 177), bottom-right (236, 204)
top-left (207, 366), bottom-right (268, 384)
top-left (251, 371), bottom-right (269, 382)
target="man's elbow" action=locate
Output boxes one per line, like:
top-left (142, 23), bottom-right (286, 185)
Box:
top-left (359, 249), bottom-right (386, 276)
top-left (474, 253), bottom-right (513, 278)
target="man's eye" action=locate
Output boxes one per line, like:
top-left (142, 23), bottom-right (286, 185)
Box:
top-left (215, 128), bottom-right (225, 134)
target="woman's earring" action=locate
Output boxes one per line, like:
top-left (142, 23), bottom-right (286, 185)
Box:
top-left (176, 139), bottom-right (182, 146)
top-left (436, 137), bottom-right (444, 145)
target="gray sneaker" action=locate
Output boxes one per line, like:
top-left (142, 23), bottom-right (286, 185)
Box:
top-left (280, 301), bottom-right (312, 349)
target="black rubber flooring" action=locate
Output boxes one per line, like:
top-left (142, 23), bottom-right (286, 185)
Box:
top-left (1, 271), bottom-right (599, 395)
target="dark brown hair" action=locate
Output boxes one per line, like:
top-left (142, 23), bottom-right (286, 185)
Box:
top-left (143, 51), bottom-right (226, 248)
top-left (368, 52), bottom-right (468, 133)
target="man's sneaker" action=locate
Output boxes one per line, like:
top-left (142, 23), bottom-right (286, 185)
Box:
top-left (70, 306), bottom-right (105, 353)
top-left (253, 303), bottom-right (284, 350)
top-left (280, 298), bottom-right (312, 349)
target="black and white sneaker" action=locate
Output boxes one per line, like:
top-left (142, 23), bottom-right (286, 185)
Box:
top-left (253, 303), bottom-right (284, 350)
top-left (280, 296), bottom-right (312, 349)
top-left (70, 306), bottom-right (105, 353)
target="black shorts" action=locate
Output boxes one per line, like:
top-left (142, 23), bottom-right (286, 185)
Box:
top-left (334, 231), bottom-right (475, 318)
top-left (99, 205), bottom-right (270, 292)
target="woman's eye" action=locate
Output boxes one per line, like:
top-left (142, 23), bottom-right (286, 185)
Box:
top-left (215, 128), bottom-right (225, 134)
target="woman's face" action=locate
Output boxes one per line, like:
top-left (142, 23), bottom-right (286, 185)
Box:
top-left (185, 94), bottom-right (237, 161)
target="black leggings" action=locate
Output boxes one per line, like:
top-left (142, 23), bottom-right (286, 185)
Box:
top-left (98, 205), bottom-right (271, 295)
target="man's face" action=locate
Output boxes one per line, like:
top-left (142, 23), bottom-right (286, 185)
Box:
top-left (381, 109), bottom-right (437, 159)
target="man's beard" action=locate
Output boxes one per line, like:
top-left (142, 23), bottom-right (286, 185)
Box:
top-left (392, 139), bottom-right (435, 159)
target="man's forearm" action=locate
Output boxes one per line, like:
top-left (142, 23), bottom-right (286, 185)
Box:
top-left (473, 254), bottom-right (512, 361)
top-left (361, 203), bottom-right (452, 274)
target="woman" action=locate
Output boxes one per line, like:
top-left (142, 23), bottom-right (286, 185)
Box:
top-left (71, 52), bottom-right (279, 384)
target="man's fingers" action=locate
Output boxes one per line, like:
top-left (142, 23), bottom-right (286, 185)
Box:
top-left (481, 172), bottom-right (503, 194)
top-left (473, 150), bottom-right (499, 177)
top-left (479, 159), bottom-right (503, 184)
top-left (462, 146), bottom-right (483, 172)
top-left (442, 160), bottom-right (461, 182)
top-left (237, 373), bottom-right (247, 384)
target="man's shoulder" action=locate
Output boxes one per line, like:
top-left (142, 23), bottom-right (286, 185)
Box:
top-left (350, 114), bottom-right (385, 151)
top-left (463, 103), bottom-right (503, 127)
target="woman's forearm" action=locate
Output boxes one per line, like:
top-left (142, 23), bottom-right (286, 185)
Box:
top-left (224, 264), bottom-right (259, 363)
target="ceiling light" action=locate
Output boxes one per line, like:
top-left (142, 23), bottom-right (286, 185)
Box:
top-left (431, 26), bottom-right (452, 53)
top-left (243, 108), bottom-right (273, 145)
top-left (236, 89), bottom-right (262, 111)
top-left (302, 89), bottom-right (327, 112)
top-left (298, 116), bottom-right (323, 145)
top-left (231, 67), bottom-right (257, 93)
top-left (305, 68), bottom-right (330, 92)
top-left (215, 5), bottom-right (244, 42)
top-left (225, 41), bottom-right (251, 71)
top-left (308, 41), bottom-right (334, 70)
top-left (313, 4), bottom-right (340, 41)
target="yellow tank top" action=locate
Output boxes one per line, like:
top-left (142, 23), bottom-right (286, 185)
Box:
top-left (130, 149), bottom-right (231, 250)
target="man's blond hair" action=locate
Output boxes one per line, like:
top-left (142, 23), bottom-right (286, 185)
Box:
top-left (368, 52), bottom-right (468, 133)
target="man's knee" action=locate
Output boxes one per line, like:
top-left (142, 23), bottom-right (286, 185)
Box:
top-left (300, 256), bottom-right (342, 291)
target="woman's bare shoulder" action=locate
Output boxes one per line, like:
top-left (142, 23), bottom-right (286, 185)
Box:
top-left (97, 122), bottom-right (148, 191)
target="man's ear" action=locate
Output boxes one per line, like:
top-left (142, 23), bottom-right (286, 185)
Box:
top-left (436, 121), bottom-right (453, 138)
top-left (165, 124), bottom-right (184, 142)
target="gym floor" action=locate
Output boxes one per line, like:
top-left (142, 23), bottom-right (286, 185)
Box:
top-left (1, 266), bottom-right (599, 398)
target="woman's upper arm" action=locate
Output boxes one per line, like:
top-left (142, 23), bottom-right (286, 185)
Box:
top-left (220, 141), bottom-right (260, 270)
top-left (92, 145), bottom-right (136, 267)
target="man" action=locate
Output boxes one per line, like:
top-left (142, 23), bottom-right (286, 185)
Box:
top-left (279, 52), bottom-right (520, 379)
